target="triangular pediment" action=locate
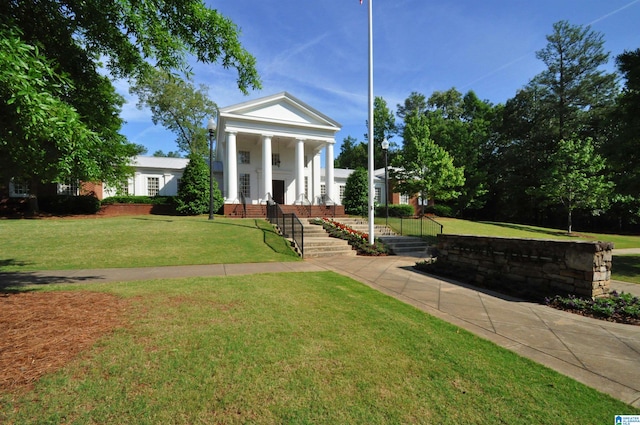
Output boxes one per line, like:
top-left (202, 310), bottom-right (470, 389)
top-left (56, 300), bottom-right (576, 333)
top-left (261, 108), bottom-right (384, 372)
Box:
top-left (220, 92), bottom-right (341, 129)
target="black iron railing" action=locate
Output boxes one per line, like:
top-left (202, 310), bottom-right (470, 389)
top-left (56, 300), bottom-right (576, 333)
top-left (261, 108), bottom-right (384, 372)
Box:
top-left (299, 194), bottom-right (312, 218)
top-left (239, 192), bottom-right (247, 218)
top-left (267, 197), bottom-right (304, 257)
top-left (320, 194), bottom-right (337, 218)
top-left (397, 215), bottom-right (443, 241)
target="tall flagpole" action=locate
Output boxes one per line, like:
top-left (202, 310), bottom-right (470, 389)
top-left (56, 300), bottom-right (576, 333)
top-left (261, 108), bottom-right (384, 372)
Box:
top-left (367, 0), bottom-right (375, 245)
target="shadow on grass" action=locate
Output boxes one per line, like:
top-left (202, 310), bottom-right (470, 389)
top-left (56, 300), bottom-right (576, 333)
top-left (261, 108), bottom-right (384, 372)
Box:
top-left (612, 255), bottom-right (640, 283)
top-left (1, 258), bottom-right (105, 293)
top-left (478, 221), bottom-right (592, 239)
top-left (0, 271), bottom-right (103, 293)
top-left (203, 218), bottom-right (262, 230)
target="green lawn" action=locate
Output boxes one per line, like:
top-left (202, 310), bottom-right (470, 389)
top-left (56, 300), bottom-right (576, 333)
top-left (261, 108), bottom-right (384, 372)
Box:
top-left (378, 216), bottom-right (640, 248)
top-left (0, 216), bottom-right (298, 271)
top-left (2, 274), bottom-right (636, 424)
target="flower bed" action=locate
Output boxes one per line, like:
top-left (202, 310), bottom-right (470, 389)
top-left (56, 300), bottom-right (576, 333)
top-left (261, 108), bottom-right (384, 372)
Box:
top-left (545, 291), bottom-right (640, 325)
top-left (311, 217), bottom-right (388, 256)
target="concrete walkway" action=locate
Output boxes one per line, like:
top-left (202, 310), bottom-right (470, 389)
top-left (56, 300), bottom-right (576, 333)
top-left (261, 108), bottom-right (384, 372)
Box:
top-left (1, 255), bottom-right (639, 407)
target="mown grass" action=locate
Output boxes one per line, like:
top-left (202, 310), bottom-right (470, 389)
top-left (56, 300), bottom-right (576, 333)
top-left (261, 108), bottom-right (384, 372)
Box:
top-left (0, 216), bottom-right (298, 271)
top-left (379, 216), bottom-right (640, 248)
top-left (2, 273), bottom-right (636, 424)
top-left (611, 255), bottom-right (640, 284)
top-left (439, 218), bottom-right (640, 249)
top-left (379, 217), bottom-right (640, 284)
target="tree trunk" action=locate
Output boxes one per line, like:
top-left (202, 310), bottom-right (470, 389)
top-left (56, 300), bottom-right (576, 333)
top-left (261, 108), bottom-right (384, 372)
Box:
top-left (27, 178), bottom-right (39, 216)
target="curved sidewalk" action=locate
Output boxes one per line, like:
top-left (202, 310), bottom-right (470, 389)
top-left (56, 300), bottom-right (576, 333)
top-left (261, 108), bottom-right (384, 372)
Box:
top-left (1, 256), bottom-right (639, 407)
top-left (307, 254), bottom-right (640, 408)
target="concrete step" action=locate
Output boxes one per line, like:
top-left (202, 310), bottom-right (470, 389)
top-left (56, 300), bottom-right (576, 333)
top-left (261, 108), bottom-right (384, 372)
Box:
top-left (304, 237), bottom-right (353, 248)
top-left (300, 220), bottom-right (358, 258)
top-left (304, 248), bottom-right (357, 258)
top-left (378, 235), bottom-right (431, 255)
top-left (325, 218), bottom-right (397, 236)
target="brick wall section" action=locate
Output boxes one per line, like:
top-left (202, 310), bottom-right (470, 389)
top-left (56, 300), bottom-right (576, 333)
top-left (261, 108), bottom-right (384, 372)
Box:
top-left (99, 204), bottom-right (174, 216)
top-left (436, 234), bottom-right (614, 299)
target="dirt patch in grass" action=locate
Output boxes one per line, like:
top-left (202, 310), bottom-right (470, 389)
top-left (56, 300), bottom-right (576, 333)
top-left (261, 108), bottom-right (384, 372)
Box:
top-left (0, 291), bottom-right (128, 393)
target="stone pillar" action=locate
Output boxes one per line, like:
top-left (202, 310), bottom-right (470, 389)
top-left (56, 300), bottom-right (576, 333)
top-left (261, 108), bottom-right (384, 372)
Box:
top-left (262, 135), bottom-right (273, 202)
top-left (226, 131), bottom-right (238, 202)
top-left (295, 139), bottom-right (305, 204)
top-left (325, 142), bottom-right (335, 202)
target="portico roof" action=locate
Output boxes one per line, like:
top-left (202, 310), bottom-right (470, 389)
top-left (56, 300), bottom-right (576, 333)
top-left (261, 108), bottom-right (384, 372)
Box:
top-left (217, 92), bottom-right (341, 144)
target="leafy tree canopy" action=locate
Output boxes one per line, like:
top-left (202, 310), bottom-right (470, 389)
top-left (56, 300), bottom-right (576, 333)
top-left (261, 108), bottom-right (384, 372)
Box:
top-left (537, 136), bottom-right (613, 233)
top-left (532, 20), bottom-right (617, 142)
top-left (391, 113), bottom-right (465, 205)
top-left (153, 150), bottom-right (182, 158)
top-left (0, 0), bottom-right (260, 208)
top-left (335, 136), bottom-right (367, 170)
top-left (131, 70), bottom-right (218, 156)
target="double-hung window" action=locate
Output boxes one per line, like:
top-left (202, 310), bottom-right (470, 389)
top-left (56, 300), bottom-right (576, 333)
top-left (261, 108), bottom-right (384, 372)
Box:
top-left (239, 173), bottom-right (251, 198)
top-left (147, 177), bottom-right (160, 196)
top-left (238, 151), bottom-right (250, 164)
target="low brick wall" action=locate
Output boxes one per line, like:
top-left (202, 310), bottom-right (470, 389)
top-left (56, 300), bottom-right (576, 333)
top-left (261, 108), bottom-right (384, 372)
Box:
top-left (436, 234), bottom-right (614, 300)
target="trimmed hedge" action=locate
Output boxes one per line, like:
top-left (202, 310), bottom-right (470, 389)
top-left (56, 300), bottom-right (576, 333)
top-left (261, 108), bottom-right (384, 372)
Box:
top-left (423, 204), bottom-right (454, 217)
top-left (375, 204), bottom-right (414, 217)
top-left (101, 196), bottom-right (174, 205)
top-left (39, 195), bottom-right (101, 215)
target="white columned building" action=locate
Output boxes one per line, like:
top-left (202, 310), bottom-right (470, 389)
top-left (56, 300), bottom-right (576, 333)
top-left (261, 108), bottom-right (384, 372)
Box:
top-left (215, 92), bottom-right (341, 206)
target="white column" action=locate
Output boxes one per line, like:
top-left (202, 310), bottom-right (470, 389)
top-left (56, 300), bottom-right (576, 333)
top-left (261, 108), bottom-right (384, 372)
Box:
top-left (217, 134), bottom-right (225, 198)
top-left (226, 131), bottom-right (238, 202)
top-left (325, 142), bottom-right (335, 202)
top-left (262, 135), bottom-right (273, 202)
top-left (312, 151), bottom-right (321, 204)
top-left (295, 139), bottom-right (305, 204)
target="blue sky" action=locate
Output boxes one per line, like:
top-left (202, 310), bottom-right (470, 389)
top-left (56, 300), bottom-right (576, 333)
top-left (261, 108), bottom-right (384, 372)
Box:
top-left (117, 0), bottom-right (640, 156)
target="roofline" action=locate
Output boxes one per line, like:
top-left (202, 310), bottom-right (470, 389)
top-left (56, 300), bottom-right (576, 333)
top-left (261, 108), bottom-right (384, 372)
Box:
top-left (220, 92), bottom-right (342, 129)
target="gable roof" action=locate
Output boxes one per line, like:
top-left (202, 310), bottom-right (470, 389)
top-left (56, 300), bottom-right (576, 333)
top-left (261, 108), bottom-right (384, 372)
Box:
top-left (221, 92), bottom-right (341, 128)
top-left (218, 92), bottom-right (341, 139)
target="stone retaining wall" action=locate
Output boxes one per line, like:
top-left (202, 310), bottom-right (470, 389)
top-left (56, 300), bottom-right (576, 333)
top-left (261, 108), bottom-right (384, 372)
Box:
top-left (436, 234), bottom-right (613, 299)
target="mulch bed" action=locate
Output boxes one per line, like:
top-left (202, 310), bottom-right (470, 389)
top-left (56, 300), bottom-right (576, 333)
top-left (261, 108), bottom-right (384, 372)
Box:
top-left (0, 291), bottom-right (128, 393)
top-left (546, 304), bottom-right (640, 326)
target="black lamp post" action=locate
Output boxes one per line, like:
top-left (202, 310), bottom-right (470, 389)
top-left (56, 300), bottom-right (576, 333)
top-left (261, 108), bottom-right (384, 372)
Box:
top-left (382, 137), bottom-right (389, 226)
top-left (207, 116), bottom-right (216, 220)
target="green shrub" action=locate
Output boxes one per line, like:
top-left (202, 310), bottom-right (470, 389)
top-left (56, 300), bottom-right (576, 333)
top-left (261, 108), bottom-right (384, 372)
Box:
top-left (101, 196), bottom-right (174, 205)
top-left (175, 153), bottom-right (223, 215)
top-left (376, 204), bottom-right (414, 217)
top-left (546, 291), bottom-right (640, 324)
top-left (423, 204), bottom-right (454, 217)
top-left (39, 195), bottom-right (101, 214)
top-left (343, 168), bottom-right (368, 216)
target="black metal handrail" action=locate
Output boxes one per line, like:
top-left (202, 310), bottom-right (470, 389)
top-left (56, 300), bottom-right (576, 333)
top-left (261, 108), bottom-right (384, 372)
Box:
top-left (398, 215), bottom-right (444, 240)
top-left (266, 198), bottom-right (304, 257)
top-left (320, 194), bottom-right (337, 218)
top-left (239, 192), bottom-right (247, 218)
top-left (299, 194), bottom-right (312, 218)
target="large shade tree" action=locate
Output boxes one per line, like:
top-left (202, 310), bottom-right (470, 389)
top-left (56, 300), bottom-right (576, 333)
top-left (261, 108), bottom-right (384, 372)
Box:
top-left (391, 113), bottom-right (465, 208)
top-left (0, 0), bottom-right (260, 211)
top-left (490, 20), bottom-right (617, 224)
top-left (131, 69), bottom-right (218, 156)
top-left (422, 88), bottom-right (497, 216)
